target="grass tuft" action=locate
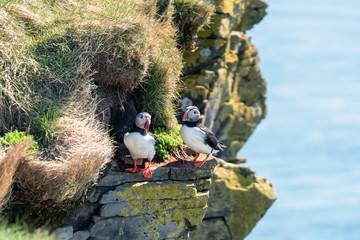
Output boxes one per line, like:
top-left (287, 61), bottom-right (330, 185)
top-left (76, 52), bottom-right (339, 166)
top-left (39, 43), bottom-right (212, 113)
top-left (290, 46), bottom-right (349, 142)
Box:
top-left (172, 0), bottom-right (214, 51)
top-left (0, 220), bottom-right (53, 240)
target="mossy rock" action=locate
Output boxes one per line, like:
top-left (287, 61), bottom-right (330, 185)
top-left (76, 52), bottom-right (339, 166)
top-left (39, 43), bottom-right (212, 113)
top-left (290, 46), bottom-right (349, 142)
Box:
top-left (192, 160), bottom-right (276, 239)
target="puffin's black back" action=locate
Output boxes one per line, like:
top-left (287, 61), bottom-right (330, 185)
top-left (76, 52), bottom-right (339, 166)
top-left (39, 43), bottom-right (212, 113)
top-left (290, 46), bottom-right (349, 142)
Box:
top-left (183, 119), bottom-right (226, 151)
top-left (196, 123), bottom-right (226, 151)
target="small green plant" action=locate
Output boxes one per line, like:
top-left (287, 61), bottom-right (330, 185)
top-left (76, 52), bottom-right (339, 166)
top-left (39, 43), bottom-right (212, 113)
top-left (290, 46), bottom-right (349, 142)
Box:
top-left (0, 220), bottom-right (54, 240)
top-left (0, 129), bottom-right (39, 150)
top-left (153, 125), bottom-right (183, 159)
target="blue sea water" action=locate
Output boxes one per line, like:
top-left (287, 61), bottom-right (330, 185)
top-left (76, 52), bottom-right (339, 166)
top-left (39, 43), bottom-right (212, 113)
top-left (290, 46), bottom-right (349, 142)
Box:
top-left (239, 1), bottom-right (360, 239)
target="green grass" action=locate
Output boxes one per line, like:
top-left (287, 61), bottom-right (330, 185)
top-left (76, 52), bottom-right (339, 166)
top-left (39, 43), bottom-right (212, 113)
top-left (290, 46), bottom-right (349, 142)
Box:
top-left (153, 125), bottom-right (183, 159)
top-left (0, 220), bottom-right (53, 240)
top-left (30, 105), bottom-right (61, 149)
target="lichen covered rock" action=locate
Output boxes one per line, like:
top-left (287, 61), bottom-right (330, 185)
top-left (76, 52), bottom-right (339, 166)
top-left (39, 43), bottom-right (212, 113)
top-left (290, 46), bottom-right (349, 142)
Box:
top-left (57, 159), bottom-right (218, 240)
top-left (181, 0), bottom-right (268, 161)
top-left (56, 157), bottom-right (275, 240)
top-left (90, 181), bottom-right (208, 240)
top-left (190, 159), bottom-right (276, 240)
top-left (189, 217), bottom-right (231, 240)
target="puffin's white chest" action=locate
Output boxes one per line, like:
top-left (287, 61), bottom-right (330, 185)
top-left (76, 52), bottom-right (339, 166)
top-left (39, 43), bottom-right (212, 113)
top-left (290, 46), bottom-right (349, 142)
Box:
top-left (124, 132), bottom-right (156, 160)
top-left (180, 125), bottom-right (213, 155)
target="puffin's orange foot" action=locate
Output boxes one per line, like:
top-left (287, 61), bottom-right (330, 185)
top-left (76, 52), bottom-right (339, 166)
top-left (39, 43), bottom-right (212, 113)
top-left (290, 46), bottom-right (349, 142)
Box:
top-left (188, 153), bottom-right (199, 162)
top-left (141, 167), bottom-right (152, 179)
top-left (126, 166), bottom-right (141, 173)
top-left (194, 160), bottom-right (206, 168)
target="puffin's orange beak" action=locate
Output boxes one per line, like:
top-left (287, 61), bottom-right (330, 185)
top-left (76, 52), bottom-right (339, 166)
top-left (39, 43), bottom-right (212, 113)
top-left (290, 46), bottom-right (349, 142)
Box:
top-left (145, 118), bottom-right (150, 131)
top-left (182, 110), bottom-right (189, 121)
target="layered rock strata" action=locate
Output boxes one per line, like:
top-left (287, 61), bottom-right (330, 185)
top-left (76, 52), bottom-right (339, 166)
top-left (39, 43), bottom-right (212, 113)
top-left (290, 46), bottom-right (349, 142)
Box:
top-left (190, 159), bottom-right (276, 239)
top-left (54, 158), bottom-right (275, 240)
top-left (180, 0), bottom-right (268, 160)
top-left (56, 159), bottom-right (218, 240)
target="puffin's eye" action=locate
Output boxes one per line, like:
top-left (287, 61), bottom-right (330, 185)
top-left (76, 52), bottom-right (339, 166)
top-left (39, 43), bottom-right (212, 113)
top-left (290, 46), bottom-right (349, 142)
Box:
top-left (140, 115), bottom-right (143, 119)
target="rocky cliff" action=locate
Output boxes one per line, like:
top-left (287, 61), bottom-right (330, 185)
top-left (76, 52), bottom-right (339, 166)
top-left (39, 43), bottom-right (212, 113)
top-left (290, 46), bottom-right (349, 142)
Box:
top-left (180, 0), bottom-right (268, 161)
top-left (0, 0), bottom-right (275, 239)
top-left (53, 157), bottom-right (275, 240)
top-left (53, 0), bottom-right (276, 239)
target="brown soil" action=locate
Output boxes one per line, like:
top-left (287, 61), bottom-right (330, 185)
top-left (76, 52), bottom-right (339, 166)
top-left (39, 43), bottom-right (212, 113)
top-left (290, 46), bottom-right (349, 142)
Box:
top-left (111, 144), bottom-right (213, 172)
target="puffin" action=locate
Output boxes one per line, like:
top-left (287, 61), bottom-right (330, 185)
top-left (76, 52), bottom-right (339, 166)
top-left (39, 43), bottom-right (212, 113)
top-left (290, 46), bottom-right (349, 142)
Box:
top-left (123, 112), bottom-right (156, 179)
top-left (180, 106), bottom-right (226, 167)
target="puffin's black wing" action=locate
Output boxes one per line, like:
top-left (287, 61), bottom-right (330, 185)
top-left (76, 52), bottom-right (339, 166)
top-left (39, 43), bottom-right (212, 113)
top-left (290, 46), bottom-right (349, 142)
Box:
top-left (148, 132), bottom-right (158, 146)
top-left (196, 123), bottom-right (227, 151)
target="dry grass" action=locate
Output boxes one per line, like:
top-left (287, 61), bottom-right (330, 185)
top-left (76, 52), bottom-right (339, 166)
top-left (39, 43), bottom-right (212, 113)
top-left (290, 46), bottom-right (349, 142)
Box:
top-left (5, 4), bottom-right (43, 29)
top-left (16, 116), bottom-right (113, 202)
top-left (0, 142), bottom-right (30, 211)
top-left (173, 0), bottom-right (214, 51)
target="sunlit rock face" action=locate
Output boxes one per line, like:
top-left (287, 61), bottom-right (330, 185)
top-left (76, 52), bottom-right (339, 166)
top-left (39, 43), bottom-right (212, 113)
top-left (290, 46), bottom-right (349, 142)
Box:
top-left (55, 158), bottom-right (276, 240)
top-left (181, 0), bottom-right (268, 161)
top-left (57, 159), bottom-right (219, 240)
top-left (190, 159), bottom-right (276, 240)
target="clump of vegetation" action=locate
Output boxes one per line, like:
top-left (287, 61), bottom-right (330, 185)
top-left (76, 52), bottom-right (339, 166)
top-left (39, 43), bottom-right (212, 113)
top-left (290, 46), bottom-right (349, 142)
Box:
top-left (0, 130), bottom-right (38, 150)
top-left (153, 125), bottom-right (183, 159)
top-left (173, 0), bottom-right (214, 51)
top-left (0, 220), bottom-right (53, 240)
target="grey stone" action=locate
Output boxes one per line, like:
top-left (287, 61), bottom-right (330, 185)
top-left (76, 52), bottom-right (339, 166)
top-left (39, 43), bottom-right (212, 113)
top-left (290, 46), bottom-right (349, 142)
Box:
top-left (170, 159), bottom-right (218, 181)
top-left (65, 203), bottom-right (100, 231)
top-left (52, 226), bottom-right (73, 240)
top-left (99, 181), bottom-right (196, 204)
top-left (189, 217), bottom-right (231, 240)
top-left (71, 230), bottom-right (90, 240)
top-left (230, 31), bottom-right (244, 53)
top-left (92, 215), bottom-right (101, 223)
top-left (87, 187), bottom-right (113, 203)
top-left (100, 192), bottom-right (209, 218)
top-left (199, 48), bottom-right (211, 58)
top-left (90, 215), bottom-right (184, 240)
top-left (216, 158), bottom-right (254, 177)
top-left (97, 167), bottom-right (170, 187)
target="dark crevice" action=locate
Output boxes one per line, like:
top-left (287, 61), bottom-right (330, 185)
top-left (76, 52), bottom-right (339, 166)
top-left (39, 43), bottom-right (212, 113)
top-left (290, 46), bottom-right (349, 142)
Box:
top-left (222, 216), bottom-right (233, 239)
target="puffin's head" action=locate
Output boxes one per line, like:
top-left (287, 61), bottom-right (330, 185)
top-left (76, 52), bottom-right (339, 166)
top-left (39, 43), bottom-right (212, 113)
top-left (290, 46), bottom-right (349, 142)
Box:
top-left (182, 106), bottom-right (200, 122)
top-left (135, 112), bottom-right (151, 131)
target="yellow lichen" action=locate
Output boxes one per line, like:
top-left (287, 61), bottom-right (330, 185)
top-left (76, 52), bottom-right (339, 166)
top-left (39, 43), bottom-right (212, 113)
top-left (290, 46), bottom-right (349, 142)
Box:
top-left (122, 207), bottom-right (129, 217)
